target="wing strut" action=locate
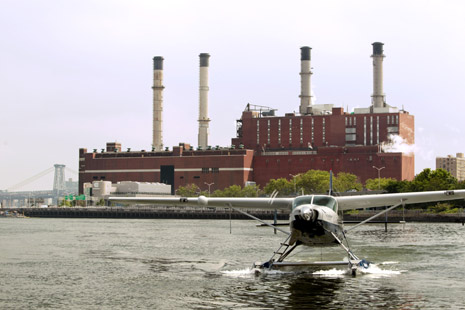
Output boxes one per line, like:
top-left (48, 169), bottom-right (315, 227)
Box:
top-left (231, 207), bottom-right (290, 235)
top-left (344, 200), bottom-right (404, 233)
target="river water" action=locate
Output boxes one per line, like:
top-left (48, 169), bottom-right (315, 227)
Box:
top-left (1, 218), bottom-right (465, 309)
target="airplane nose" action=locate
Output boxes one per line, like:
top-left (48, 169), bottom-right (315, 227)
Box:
top-left (301, 208), bottom-right (317, 222)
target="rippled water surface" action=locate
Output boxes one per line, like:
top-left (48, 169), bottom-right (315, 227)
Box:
top-left (1, 218), bottom-right (465, 309)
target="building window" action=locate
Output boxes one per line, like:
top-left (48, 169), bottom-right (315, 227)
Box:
top-left (267, 120), bottom-right (271, 144)
top-left (289, 119), bottom-right (292, 144)
top-left (322, 118), bottom-right (326, 143)
top-left (311, 118), bottom-right (314, 143)
top-left (364, 117), bottom-right (367, 146)
top-left (278, 119), bottom-right (281, 144)
top-left (300, 118), bottom-right (303, 144)
top-left (202, 168), bottom-right (210, 173)
top-left (256, 120), bottom-right (260, 144)
top-left (211, 167), bottom-right (219, 174)
top-left (370, 116), bottom-right (373, 145)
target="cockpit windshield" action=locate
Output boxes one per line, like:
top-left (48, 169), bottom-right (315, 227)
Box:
top-left (292, 195), bottom-right (338, 212)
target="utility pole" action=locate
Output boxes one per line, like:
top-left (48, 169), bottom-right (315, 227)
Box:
top-left (373, 165), bottom-right (387, 231)
top-left (204, 182), bottom-right (214, 197)
top-left (289, 174), bottom-right (298, 195)
top-left (372, 166), bottom-right (385, 190)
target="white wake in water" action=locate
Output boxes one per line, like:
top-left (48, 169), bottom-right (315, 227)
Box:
top-left (358, 263), bottom-right (405, 277)
top-left (221, 262), bottom-right (404, 278)
top-left (221, 268), bottom-right (293, 278)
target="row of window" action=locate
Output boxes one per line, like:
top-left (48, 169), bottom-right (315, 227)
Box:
top-left (257, 118), bottom-right (318, 145)
top-left (345, 115), bottom-right (399, 126)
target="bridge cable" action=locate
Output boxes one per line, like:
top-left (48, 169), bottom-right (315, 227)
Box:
top-left (6, 167), bottom-right (55, 191)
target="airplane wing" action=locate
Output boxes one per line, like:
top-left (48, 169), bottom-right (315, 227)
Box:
top-left (336, 189), bottom-right (465, 211)
top-left (109, 196), bottom-right (294, 211)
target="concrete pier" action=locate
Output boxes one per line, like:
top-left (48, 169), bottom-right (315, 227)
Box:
top-left (7, 207), bottom-right (288, 220)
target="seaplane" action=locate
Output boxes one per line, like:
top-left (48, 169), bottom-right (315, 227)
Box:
top-left (110, 187), bottom-right (465, 276)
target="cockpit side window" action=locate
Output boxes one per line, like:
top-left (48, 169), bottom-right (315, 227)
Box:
top-left (292, 195), bottom-right (338, 212)
top-left (292, 196), bottom-right (313, 209)
top-left (313, 196), bottom-right (338, 211)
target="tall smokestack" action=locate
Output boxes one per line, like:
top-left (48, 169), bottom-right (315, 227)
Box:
top-left (371, 42), bottom-right (385, 108)
top-left (198, 53), bottom-right (210, 149)
top-left (299, 46), bottom-right (312, 115)
top-left (152, 56), bottom-right (164, 151)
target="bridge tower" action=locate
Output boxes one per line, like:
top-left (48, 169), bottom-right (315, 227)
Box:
top-left (53, 164), bottom-right (66, 191)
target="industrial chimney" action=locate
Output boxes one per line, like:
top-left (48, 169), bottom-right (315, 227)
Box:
top-left (198, 53), bottom-right (210, 149)
top-left (371, 42), bottom-right (385, 108)
top-left (152, 56), bottom-right (164, 151)
top-left (299, 46), bottom-right (312, 115)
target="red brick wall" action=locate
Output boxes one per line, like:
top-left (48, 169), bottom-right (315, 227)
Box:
top-left (233, 110), bottom-right (414, 151)
top-left (252, 147), bottom-right (413, 189)
top-left (79, 149), bottom-right (254, 194)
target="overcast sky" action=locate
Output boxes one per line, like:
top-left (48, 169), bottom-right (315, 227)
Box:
top-left (2, 0), bottom-right (465, 191)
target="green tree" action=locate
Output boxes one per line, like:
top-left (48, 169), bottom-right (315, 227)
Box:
top-left (264, 178), bottom-right (294, 196)
top-left (384, 179), bottom-right (410, 193)
top-left (211, 184), bottom-right (260, 197)
top-left (410, 168), bottom-right (457, 192)
top-left (456, 180), bottom-right (465, 189)
top-left (176, 184), bottom-right (207, 197)
top-left (365, 177), bottom-right (396, 191)
top-left (60, 199), bottom-right (72, 207)
top-left (296, 170), bottom-right (330, 194)
top-left (241, 184), bottom-right (261, 197)
top-left (384, 169), bottom-right (458, 194)
top-left (427, 202), bottom-right (458, 214)
top-left (383, 169), bottom-right (461, 209)
top-left (333, 172), bottom-right (363, 192)
top-left (213, 185), bottom-right (242, 197)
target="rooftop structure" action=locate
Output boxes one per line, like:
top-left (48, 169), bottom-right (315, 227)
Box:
top-left (84, 180), bottom-right (171, 198)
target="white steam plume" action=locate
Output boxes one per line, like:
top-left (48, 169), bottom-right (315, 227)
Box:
top-left (381, 134), bottom-right (416, 154)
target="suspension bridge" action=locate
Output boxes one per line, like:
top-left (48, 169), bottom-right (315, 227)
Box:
top-left (0, 165), bottom-right (79, 207)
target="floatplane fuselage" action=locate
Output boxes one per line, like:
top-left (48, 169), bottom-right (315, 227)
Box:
top-left (109, 188), bottom-right (465, 276)
top-left (254, 194), bottom-right (362, 273)
top-left (288, 195), bottom-right (343, 247)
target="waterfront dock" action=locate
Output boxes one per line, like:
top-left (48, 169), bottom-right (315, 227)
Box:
top-left (4, 206), bottom-right (288, 220)
top-left (2, 207), bottom-right (465, 223)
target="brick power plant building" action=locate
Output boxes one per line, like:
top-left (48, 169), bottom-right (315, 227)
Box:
top-left (79, 43), bottom-right (415, 194)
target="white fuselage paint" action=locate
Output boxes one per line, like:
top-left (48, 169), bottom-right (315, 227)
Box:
top-left (289, 204), bottom-right (343, 246)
